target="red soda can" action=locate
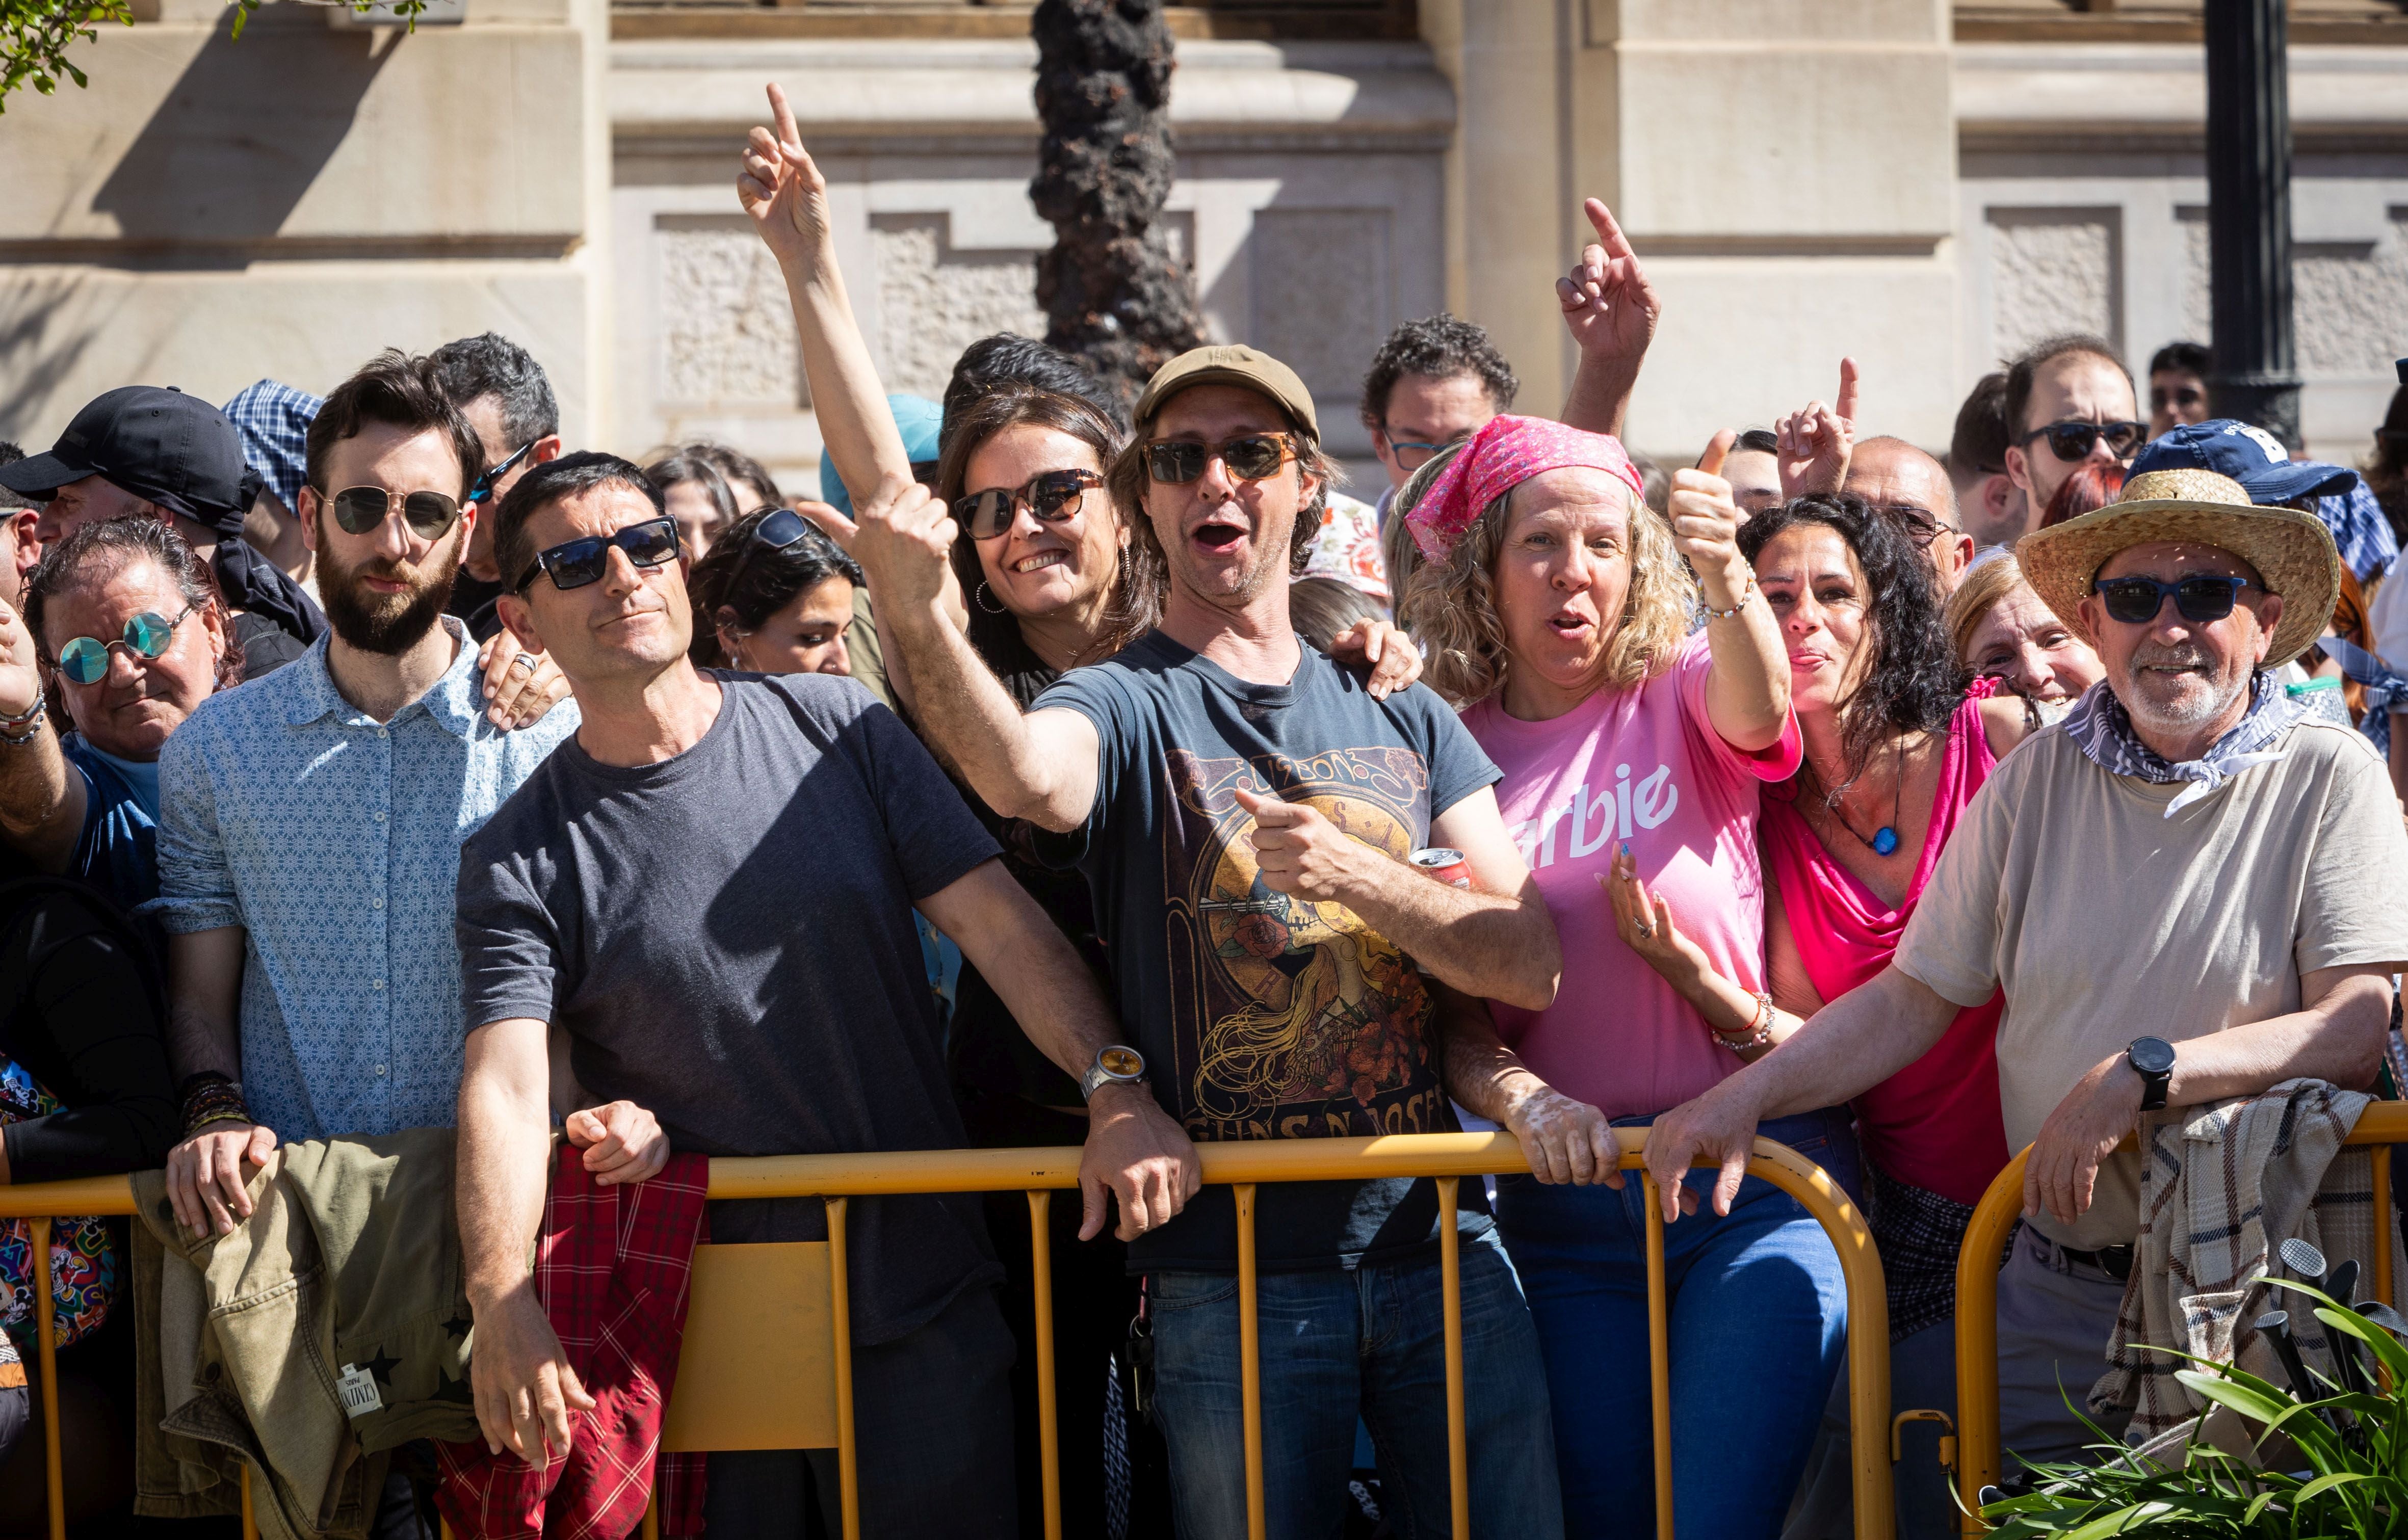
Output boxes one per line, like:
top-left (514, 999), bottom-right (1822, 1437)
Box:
top-left (1410, 847), bottom-right (1472, 889)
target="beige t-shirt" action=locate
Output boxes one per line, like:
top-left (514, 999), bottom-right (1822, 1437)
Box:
top-left (1894, 718), bottom-right (2408, 1250)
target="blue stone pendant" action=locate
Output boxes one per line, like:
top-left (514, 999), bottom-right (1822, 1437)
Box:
top-left (1871, 826), bottom-right (1900, 857)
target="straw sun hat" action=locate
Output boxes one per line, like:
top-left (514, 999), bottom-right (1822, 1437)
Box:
top-left (2014, 466), bottom-right (2340, 669)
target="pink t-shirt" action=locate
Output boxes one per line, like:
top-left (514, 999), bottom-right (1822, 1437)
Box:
top-left (1461, 631), bottom-right (1802, 1117)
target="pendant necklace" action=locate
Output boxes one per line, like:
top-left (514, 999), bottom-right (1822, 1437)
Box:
top-left (1817, 740), bottom-right (1903, 857)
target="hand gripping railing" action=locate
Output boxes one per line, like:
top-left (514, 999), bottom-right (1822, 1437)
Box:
top-left (1, 1129), bottom-right (1891, 1540)
top-left (1951, 1100), bottom-right (2407, 1533)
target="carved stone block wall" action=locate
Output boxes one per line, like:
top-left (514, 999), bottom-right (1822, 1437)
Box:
top-left (2295, 214), bottom-right (2408, 378)
top-left (1987, 208), bottom-right (2120, 359)
top-left (870, 216), bottom-right (1046, 403)
top-left (656, 216), bottom-right (803, 409)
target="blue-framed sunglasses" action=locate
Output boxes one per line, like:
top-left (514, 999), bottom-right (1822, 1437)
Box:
top-left (468, 440), bottom-right (538, 507)
top-left (53, 606), bottom-right (196, 685)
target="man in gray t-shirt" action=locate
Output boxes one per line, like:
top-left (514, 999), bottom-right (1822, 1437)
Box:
top-left (456, 454), bottom-right (1199, 1539)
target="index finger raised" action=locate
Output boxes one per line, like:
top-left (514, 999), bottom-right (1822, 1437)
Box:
top-left (1693, 428), bottom-right (1738, 481)
top-left (1836, 356), bottom-right (1862, 424)
top-left (1583, 197), bottom-right (1635, 261)
top-left (767, 82), bottom-right (800, 150)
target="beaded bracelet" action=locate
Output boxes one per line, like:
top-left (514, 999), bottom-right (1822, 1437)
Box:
top-left (0, 694), bottom-right (44, 748)
top-left (1700, 572), bottom-right (1757, 622)
top-left (1714, 991), bottom-right (1776, 1052)
top-left (180, 1074), bottom-right (254, 1139)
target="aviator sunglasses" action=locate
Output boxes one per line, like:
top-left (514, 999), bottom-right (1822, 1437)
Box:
top-left (53, 605), bottom-right (196, 685)
top-left (1144, 433), bottom-right (1300, 486)
top-left (2019, 419), bottom-right (2146, 463)
top-left (325, 486), bottom-right (464, 541)
top-left (2092, 573), bottom-right (2255, 626)
top-left (953, 469), bottom-right (1102, 541)
top-left (515, 516), bottom-right (683, 593)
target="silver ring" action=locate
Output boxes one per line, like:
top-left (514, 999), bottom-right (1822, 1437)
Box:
top-left (508, 652), bottom-right (539, 675)
top-left (1634, 922), bottom-right (1653, 938)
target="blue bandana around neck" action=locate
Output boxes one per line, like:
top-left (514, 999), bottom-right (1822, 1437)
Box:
top-left (2059, 670), bottom-right (2308, 816)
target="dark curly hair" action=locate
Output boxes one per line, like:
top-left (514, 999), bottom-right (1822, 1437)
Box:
top-left (1738, 494), bottom-right (1966, 795)
top-left (1358, 314), bottom-right (1519, 433)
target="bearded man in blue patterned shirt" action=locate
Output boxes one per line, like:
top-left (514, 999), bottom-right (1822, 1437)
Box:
top-left (149, 351), bottom-right (650, 1242)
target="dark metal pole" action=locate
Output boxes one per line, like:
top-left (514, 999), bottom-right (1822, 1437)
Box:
top-left (2204, 0), bottom-right (2302, 448)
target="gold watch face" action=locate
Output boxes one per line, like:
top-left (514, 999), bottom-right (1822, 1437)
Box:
top-left (1098, 1046), bottom-right (1145, 1080)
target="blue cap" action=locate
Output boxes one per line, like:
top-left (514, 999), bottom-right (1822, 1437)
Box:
top-left (2128, 419), bottom-right (2357, 505)
top-left (818, 394), bottom-right (945, 518)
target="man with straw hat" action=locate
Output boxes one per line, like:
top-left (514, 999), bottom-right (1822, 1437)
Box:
top-left (1640, 464), bottom-right (2408, 1468)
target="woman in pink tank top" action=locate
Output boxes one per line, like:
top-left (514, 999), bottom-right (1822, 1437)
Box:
top-left (1607, 495), bottom-right (2030, 1538)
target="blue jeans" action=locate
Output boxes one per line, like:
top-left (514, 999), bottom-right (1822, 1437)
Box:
top-left (1494, 1108), bottom-right (1857, 1540)
top-left (1149, 1227), bottom-right (1563, 1540)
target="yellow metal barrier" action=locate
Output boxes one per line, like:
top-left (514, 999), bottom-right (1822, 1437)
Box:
top-left (3, 1130), bottom-right (1891, 1540)
top-left (1952, 1101), bottom-right (2408, 1532)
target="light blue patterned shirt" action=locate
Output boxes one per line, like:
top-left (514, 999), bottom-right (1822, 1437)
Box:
top-left (150, 618), bottom-right (579, 1142)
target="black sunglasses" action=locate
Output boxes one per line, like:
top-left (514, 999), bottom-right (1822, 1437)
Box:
top-left (326, 486), bottom-right (463, 540)
top-left (2020, 419), bottom-right (2145, 462)
top-left (1145, 433), bottom-right (1300, 486)
top-left (516, 516), bottom-right (682, 593)
top-left (721, 508), bottom-right (811, 602)
top-left (469, 441), bottom-right (538, 507)
top-left (1874, 503), bottom-right (1957, 549)
top-left (953, 469), bottom-right (1101, 542)
top-left (2093, 574), bottom-right (2254, 626)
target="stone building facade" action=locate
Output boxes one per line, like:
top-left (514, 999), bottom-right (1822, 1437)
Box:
top-left (4, 1), bottom-right (2404, 484)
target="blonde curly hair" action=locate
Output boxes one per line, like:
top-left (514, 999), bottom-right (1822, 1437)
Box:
top-left (1396, 443), bottom-right (1697, 708)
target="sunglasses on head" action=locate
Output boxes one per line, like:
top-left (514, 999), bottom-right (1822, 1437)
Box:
top-left (468, 441), bottom-right (538, 507)
top-left (1144, 433), bottom-right (1300, 486)
top-left (516, 516), bottom-right (682, 593)
top-left (2019, 419), bottom-right (2145, 463)
top-left (2093, 573), bottom-right (2255, 626)
top-left (721, 508), bottom-right (814, 602)
top-left (953, 469), bottom-right (1102, 542)
top-left (326, 486), bottom-right (463, 541)
top-left (53, 606), bottom-right (196, 685)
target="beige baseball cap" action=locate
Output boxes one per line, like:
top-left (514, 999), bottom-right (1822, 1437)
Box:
top-left (1131, 345), bottom-right (1319, 439)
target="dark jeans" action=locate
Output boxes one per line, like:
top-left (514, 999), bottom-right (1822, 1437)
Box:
top-left (704, 1282), bottom-right (1016, 1540)
top-left (963, 1091), bottom-right (1173, 1540)
top-left (1494, 1107), bottom-right (1859, 1540)
top-left (1149, 1229), bottom-right (1563, 1540)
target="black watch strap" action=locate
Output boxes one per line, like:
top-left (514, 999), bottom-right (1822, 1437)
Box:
top-left (2127, 1036), bottom-right (2175, 1112)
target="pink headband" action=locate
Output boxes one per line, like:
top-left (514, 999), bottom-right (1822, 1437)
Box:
top-left (1402, 414), bottom-right (1647, 564)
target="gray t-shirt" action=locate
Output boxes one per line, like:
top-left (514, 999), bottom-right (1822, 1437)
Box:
top-left (457, 673), bottom-right (1003, 1344)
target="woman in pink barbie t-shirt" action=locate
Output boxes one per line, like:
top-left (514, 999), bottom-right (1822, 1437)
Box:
top-left (1396, 414), bottom-right (1843, 1540)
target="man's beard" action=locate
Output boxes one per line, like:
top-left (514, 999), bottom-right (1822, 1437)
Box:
top-left (2115, 641), bottom-right (2250, 736)
top-left (321, 531), bottom-right (462, 656)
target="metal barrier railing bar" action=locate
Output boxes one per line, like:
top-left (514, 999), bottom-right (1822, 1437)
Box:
top-left (1952, 1101), bottom-right (2408, 1534)
top-left (3, 1129), bottom-right (1891, 1540)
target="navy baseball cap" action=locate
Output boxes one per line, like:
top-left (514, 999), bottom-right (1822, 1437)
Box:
top-left (0, 386), bottom-right (250, 529)
top-left (2128, 419), bottom-right (2356, 506)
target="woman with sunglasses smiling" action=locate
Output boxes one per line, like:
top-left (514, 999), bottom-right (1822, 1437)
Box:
top-left (685, 506), bottom-right (861, 677)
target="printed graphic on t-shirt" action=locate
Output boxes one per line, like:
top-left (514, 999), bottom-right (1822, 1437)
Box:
top-left (1161, 746), bottom-right (1446, 1143)
top-left (1507, 760), bottom-right (1683, 869)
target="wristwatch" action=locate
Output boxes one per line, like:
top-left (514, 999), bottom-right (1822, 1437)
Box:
top-left (1080, 1045), bottom-right (1148, 1103)
top-left (2126, 1036), bottom-right (2177, 1112)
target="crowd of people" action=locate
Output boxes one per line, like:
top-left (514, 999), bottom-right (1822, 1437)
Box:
top-left (0, 77), bottom-right (2400, 1540)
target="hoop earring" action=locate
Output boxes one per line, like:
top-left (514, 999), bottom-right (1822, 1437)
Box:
top-left (975, 581), bottom-right (1008, 615)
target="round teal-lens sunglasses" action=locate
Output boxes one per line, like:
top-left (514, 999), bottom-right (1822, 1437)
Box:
top-left (53, 605), bottom-right (195, 685)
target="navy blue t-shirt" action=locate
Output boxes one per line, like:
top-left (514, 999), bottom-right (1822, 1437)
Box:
top-left (1033, 630), bottom-right (1501, 1275)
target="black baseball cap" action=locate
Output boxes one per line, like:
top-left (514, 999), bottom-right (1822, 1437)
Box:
top-left (0, 386), bottom-right (249, 531)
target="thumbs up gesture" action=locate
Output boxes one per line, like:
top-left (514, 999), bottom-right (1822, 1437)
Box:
top-left (1669, 431), bottom-right (1751, 614)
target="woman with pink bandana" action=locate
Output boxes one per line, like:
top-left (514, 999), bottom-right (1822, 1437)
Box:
top-left (1398, 416), bottom-right (1853, 1538)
